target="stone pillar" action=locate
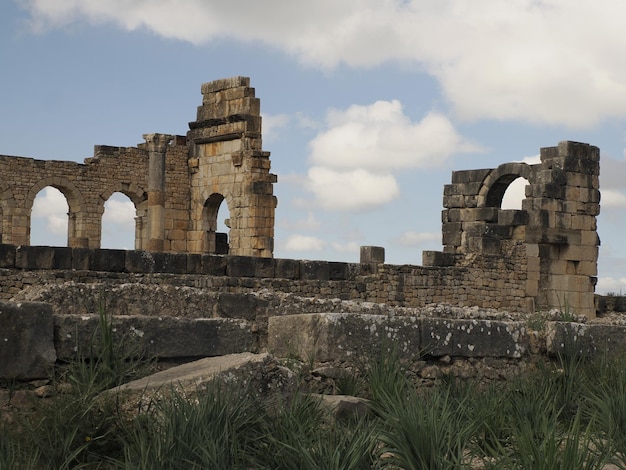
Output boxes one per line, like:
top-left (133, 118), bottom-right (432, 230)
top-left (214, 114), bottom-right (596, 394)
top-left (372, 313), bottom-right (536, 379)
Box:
top-left (525, 141), bottom-right (600, 318)
top-left (144, 133), bottom-right (173, 252)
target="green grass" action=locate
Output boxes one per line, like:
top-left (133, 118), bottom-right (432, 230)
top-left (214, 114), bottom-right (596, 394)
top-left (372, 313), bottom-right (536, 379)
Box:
top-left (4, 321), bottom-right (626, 468)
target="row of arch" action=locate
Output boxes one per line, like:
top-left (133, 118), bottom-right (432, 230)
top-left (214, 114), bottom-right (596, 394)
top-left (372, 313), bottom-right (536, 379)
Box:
top-left (0, 178), bottom-right (231, 251)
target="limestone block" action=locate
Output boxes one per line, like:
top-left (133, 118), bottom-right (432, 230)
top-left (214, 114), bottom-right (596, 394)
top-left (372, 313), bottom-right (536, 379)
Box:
top-left (422, 251), bottom-right (455, 267)
top-left (360, 246), bottom-right (385, 264)
top-left (54, 314), bottom-right (254, 360)
top-left (301, 261), bottom-right (330, 281)
top-left (126, 250), bottom-right (156, 273)
top-left (254, 257), bottom-right (275, 277)
top-left (0, 244), bottom-right (16, 268)
top-left (275, 258), bottom-right (299, 279)
top-left (226, 256), bottom-right (256, 277)
top-left (545, 322), bottom-right (626, 355)
top-left (91, 249), bottom-right (127, 272)
top-left (420, 318), bottom-right (528, 358)
top-left (268, 313), bottom-right (422, 362)
top-left (201, 254), bottom-right (227, 275)
top-left (0, 301), bottom-right (56, 379)
top-left (329, 261), bottom-right (350, 280)
top-left (152, 252), bottom-right (188, 274)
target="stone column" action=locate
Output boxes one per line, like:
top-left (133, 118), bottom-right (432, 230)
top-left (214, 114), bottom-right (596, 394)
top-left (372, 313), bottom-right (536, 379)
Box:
top-left (144, 133), bottom-right (173, 252)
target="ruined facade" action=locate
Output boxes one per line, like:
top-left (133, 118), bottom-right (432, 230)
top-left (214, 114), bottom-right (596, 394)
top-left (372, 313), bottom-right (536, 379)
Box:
top-left (0, 77), bottom-right (277, 257)
top-left (424, 141), bottom-right (600, 318)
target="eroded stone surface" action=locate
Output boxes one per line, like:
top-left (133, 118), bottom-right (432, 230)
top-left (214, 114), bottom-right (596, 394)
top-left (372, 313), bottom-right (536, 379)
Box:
top-left (0, 301), bottom-right (56, 379)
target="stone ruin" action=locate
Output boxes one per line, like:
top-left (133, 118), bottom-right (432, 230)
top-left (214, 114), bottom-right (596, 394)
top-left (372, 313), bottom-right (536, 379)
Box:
top-left (0, 76), bottom-right (609, 382)
top-left (0, 77), bottom-right (276, 257)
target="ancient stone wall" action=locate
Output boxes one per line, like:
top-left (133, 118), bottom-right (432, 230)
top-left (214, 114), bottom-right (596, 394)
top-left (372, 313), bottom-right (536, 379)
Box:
top-left (424, 141), bottom-right (600, 318)
top-left (0, 77), bottom-right (276, 257)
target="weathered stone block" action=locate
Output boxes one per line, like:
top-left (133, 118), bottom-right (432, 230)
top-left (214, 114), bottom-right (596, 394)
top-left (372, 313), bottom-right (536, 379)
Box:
top-left (254, 257), bottom-right (275, 277)
top-left (301, 261), bottom-right (330, 280)
top-left (187, 253), bottom-right (203, 274)
top-left (227, 256), bottom-right (256, 277)
top-left (0, 244), bottom-right (16, 268)
top-left (91, 249), bottom-right (126, 272)
top-left (268, 313), bottom-right (422, 362)
top-left (329, 262), bottom-right (349, 280)
top-left (72, 247), bottom-right (93, 270)
top-left (275, 258), bottom-right (299, 279)
top-left (152, 252), bottom-right (188, 274)
top-left (125, 250), bottom-right (155, 273)
top-left (360, 246), bottom-right (385, 264)
top-left (420, 318), bottom-right (528, 358)
top-left (201, 254), bottom-right (227, 275)
top-left (0, 301), bottom-right (56, 379)
top-left (422, 251), bottom-right (455, 267)
top-left (54, 314), bottom-right (254, 360)
top-left (15, 245), bottom-right (55, 269)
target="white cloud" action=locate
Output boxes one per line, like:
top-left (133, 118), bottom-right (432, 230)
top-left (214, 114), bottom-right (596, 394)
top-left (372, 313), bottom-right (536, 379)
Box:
top-left (279, 212), bottom-right (321, 231)
top-left (31, 187), bottom-right (68, 237)
top-left (284, 234), bottom-right (326, 252)
top-left (261, 113), bottom-right (290, 142)
top-left (103, 195), bottom-right (135, 225)
top-left (310, 102), bottom-right (480, 171)
top-left (22, 0), bottom-right (626, 127)
top-left (395, 231), bottom-right (440, 247)
top-left (331, 241), bottom-right (360, 253)
top-left (307, 166), bottom-right (399, 211)
top-left (501, 178), bottom-right (530, 210)
top-left (601, 189), bottom-right (626, 209)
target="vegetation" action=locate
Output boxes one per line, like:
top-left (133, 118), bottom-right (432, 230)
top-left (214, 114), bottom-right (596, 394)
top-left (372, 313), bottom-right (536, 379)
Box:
top-left (3, 310), bottom-right (626, 468)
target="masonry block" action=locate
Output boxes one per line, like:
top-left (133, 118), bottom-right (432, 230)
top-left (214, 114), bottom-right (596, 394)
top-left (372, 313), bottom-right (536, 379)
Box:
top-left (0, 243), bottom-right (16, 268)
top-left (329, 262), bottom-right (350, 280)
top-left (54, 314), bottom-right (254, 360)
top-left (0, 301), bottom-right (56, 379)
top-left (268, 313), bottom-right (422, 362)
top-left (15, 245), bottom-right (55, 269)
top-left (125, 250), bottom-right (156, 273)
top-left (301, 261), bottom-right (330, 280)
top-left (91, 249), bottom-right (127, 272)
top-left (227, 256), bottom-right (256, 277)
top-left (275, 258), bottom-right (299, 279)
top-left (254, 257), bottom-right (275, 278)
top-left (360, 246), bottom-right (385, 264)
top-left (422, 251), bottom-right (455, 267)
top-left (201, 254), bottom-right (227, 275)
top-left (72, 247), bottom-right (93, 270)
top-left (420, 318), bottom-right (528, 358)
top-left (153, 252), bottom-right (188, 274)
top-left (187, 253), bottom-right (203, 274)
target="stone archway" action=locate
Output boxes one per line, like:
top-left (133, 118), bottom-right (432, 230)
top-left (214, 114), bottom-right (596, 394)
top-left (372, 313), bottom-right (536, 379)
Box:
top-left (26, 178), bottom-right (88, 247)
top-left (201, 193), bottom-right (230, 254)
top-left (478, 162), bottom-right (534, 208)
top-left (100, 183), bottom-right (147, 250)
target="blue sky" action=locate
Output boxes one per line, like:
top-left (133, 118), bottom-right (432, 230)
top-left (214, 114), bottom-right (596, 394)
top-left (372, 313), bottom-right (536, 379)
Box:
top-left (2, 0), bottom-right (626, 293)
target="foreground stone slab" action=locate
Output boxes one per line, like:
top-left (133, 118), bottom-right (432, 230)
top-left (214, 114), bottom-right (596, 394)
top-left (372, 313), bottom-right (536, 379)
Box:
top-left (114, 353), bottom-right (295, 400)
top-left (269, 313), bottom-right (530, 361)
top-left (546, 322), bottom-right (626, 356)
top-left (420, 318), bottom-right (529, 358)
top-left (0, 301), bottom-right (56, 379)
top-left (269, 313), bottom-right (422, 362)
top-left (54, 314), bottom-right (254, 360)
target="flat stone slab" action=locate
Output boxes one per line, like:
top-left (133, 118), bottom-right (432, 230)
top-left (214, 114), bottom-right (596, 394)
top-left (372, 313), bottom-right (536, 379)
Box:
top-left (0, 301), bottom-right (56, 379)
top-left (111, 353), bottom-right (296, 406)
top-left (268, 313), bottom-right (529, 361)
top-left (546, 321), bottom-right (626, 355)
top-left (54, 314), bottom-right (254, 360)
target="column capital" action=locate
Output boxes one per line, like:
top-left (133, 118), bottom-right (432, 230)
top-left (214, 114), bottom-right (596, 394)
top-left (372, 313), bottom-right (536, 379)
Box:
top-left (143, 133), bottom-right (173, 153)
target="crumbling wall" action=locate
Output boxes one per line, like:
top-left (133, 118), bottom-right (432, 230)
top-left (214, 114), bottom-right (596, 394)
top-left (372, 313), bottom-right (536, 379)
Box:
top-left (424, 141), bottom-right (600, 318)
top-left (0, 77), bottom-right (276, 257)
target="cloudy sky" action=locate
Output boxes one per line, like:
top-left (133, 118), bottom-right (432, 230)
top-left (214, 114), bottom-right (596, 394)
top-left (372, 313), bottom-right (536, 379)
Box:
top-left (2, 0), bottom-right (626, 293)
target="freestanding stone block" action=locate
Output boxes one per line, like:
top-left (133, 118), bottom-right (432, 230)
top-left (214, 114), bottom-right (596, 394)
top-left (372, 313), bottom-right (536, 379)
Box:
top-left (0, 301), bottom-right (57, 379)
top-left (360, 246), bottom-right (385, 264)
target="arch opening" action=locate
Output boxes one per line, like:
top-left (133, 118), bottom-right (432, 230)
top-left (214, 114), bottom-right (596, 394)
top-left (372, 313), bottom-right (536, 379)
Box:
top-left (501, 177), bottom-right (530, 210)
top-left (102, 192), bottom-right (136, 249)
top-left (201, 193), bottom-right (230, 254)
top-left (31, 187), bottom-right (69, 246)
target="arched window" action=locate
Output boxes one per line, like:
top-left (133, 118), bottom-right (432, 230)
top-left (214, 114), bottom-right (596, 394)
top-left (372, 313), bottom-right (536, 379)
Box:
top-left (202, 193), bottom-right (230, 254)
top-left (102, 192), bottom-right (136, 249)
top-left (31, 187), bottom-right (69, 246)
top-left (501, 177), bottom-right (530, 210)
